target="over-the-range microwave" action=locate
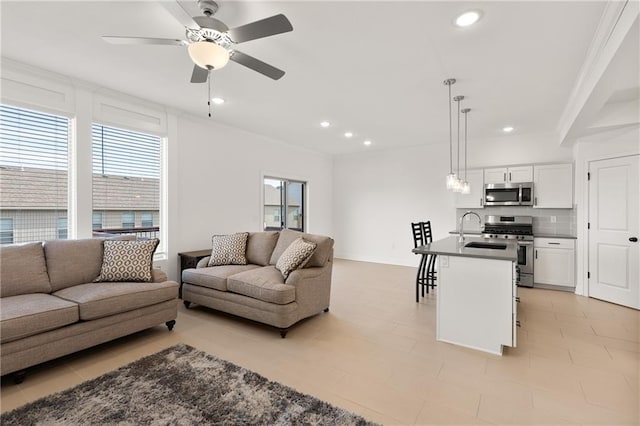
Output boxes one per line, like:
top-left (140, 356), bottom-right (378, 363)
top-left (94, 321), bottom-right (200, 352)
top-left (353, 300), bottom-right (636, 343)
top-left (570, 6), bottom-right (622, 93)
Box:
top-left (484, 182), bottom-right (534, 206)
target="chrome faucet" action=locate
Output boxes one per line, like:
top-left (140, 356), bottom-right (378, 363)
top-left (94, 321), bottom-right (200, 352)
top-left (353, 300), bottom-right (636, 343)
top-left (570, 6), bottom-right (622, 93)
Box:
top-left (459, 211), bottom-right (482, 243)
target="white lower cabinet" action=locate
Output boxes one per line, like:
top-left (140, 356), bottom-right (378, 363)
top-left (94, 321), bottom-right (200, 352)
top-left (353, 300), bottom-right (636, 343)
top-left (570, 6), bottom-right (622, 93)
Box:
top-left (534, 238), bottom-right (575, 287)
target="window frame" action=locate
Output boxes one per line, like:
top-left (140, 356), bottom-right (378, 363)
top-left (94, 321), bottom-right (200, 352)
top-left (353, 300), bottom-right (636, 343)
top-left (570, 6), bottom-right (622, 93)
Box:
top-left (262, 176), bottom-right (306, 232)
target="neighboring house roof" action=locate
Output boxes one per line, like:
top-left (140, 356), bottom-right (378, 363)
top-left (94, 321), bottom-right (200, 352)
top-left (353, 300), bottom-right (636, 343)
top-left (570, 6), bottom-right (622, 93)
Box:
top-left (0, 166), bottom-right (158, 210)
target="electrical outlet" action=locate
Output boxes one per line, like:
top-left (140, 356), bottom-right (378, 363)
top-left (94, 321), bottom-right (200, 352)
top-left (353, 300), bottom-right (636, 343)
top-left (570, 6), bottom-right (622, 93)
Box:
top-left (550, 216), bottom-right (557, 223)
top-left (440, 256), bottom-right (449, 268)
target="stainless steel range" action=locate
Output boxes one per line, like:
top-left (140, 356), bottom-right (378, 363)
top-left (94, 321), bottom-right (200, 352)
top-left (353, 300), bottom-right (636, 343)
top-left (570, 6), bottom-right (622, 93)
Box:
top-left (482, 215), bottom-right (534, 287)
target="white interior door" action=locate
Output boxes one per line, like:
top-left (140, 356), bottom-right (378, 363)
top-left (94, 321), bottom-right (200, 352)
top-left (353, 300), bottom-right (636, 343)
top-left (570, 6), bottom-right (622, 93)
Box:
top-left (588, 155), bottom-right (639, 309)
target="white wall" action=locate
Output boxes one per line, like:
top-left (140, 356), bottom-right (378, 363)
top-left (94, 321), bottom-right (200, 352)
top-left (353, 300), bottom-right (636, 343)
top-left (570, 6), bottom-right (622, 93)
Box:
top-left (573, 125), bottom-right (640, 296)
top-left (170, 115), bottom-right (333, 280)
top-left (332, 132), bottom-right (574, 266)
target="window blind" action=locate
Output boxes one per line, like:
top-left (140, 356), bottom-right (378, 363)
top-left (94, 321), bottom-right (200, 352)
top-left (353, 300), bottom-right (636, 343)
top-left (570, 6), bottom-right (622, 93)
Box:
top-left (91, 123), bottom-right (161, 240)
top-left (0, 104), bottom-right (70, 244)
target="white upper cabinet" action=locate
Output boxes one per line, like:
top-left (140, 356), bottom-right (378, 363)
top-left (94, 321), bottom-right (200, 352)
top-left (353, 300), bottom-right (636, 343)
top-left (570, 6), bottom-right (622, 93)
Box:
top-left (484, 166), bottom-right (533, 184)
top-left (509, 166), bottom-right (534, 183)
top-left (533, 163), bottom-right (573, 208)
top-left (455, 169), bottom-right (484, 208)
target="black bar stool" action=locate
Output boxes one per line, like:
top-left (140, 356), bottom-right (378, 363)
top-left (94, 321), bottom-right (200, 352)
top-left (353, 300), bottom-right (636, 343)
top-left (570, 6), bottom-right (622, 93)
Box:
top-left (411, 221), bottom-right (437, 302)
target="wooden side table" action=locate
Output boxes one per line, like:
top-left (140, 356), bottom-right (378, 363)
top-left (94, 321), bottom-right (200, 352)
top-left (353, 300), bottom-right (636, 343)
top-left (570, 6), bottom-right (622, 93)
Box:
top-left (177, 249), bottom-right (210, 297)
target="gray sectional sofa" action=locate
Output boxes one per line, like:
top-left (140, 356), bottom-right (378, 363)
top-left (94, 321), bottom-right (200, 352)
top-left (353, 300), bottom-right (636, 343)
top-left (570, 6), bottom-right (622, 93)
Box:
top-left (181, 229), bottom-right (334, 337)
top-left (0, 238), bottom-right (179, 381)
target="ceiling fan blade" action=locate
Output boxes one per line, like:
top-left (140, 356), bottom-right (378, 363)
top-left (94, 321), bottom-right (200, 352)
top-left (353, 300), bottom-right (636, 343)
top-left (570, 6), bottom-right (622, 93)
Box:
top-left (102, 36), bottom-right (186, 46)
top-left (159, 0), bottom-right (200, 29)
top-left (230, 51), bottom-right (285, 80)
top-left (228, 14), bottom-right (293, 43)
top-left (190, 65), bottom-right (209, 83)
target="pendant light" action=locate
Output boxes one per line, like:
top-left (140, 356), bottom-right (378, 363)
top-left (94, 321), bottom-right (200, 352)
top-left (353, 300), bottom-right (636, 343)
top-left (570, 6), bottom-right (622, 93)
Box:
top-left (461, 108), bottom-right (471, 194)
top-left (443, 79), bottom-right (457, 189)
top-left (452, 95), bottom-right (465, 193)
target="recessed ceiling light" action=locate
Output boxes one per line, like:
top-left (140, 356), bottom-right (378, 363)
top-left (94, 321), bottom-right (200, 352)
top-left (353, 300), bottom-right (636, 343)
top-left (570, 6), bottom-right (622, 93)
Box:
top-left (211, 97), bottom-right (225, 105)
top-left (344, 132), bottom-right (353, 138)
top-left (363, 140), bottom-right (372, 146)
top-left (455, 10), bottom-right (482, 27)
top-left (502, 126), bottom-right (514, 133)
top-left (320, 121), bottom-right (331, 128)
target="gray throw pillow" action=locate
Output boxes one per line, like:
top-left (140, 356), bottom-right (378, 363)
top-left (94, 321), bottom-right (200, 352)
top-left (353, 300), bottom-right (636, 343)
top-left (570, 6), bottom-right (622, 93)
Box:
top-left (94, 239), bottom-right (159, 282)
top-left (208, 232), bottom-right (249, 266)
top-left (276, 237), bottom-right (317, 279)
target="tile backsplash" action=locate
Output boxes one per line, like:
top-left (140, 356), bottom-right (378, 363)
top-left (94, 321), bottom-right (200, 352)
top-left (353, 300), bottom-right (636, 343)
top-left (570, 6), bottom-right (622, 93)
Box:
top-left (455, 206), bottom-right (576, 236)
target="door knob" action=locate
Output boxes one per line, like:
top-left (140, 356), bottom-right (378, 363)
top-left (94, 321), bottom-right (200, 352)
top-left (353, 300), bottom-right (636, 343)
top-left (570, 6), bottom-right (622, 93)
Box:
top-left (630, 237), bottom-right (638, 242)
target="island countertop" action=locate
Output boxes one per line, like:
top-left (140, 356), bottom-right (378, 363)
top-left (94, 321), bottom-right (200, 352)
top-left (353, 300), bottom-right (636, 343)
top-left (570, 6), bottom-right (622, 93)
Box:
top-left (413, 236), bottom-right (517, 262)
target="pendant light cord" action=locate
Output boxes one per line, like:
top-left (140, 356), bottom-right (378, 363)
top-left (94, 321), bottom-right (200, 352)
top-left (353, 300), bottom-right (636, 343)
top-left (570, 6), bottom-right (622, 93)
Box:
top-left (448, 82), bottom-right (453, 175)
top-left (464, 109), bottom-right (468, 180)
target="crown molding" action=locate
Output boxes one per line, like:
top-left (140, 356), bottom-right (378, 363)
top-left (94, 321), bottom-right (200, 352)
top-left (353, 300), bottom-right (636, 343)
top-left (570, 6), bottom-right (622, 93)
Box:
top-left (556, 0), bottom-right (639, 145)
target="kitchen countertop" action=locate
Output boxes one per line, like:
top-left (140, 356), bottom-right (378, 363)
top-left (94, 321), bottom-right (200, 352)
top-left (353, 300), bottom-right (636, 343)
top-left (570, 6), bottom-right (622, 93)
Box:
top-left (532, 233), bottom-right (577, 239)
top-left (413, 236), bottom-right (517, 262)
top-left (448, 230), bottom-right (577, 239)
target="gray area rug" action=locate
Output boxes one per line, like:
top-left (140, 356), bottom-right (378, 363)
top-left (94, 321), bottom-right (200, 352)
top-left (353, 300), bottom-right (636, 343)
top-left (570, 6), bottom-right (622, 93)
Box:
top-left (2, 344), bottom-right (376, 425)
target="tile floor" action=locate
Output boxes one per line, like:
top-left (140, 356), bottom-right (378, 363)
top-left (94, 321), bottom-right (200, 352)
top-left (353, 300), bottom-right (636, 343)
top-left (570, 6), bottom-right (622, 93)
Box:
top-left (1, 259), bottom-right (638, 424)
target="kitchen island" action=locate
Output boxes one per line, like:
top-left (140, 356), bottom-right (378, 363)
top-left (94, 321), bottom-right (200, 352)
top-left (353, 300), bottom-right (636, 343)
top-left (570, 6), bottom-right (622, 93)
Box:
top-left (413, 236), bottom-right (518, 355)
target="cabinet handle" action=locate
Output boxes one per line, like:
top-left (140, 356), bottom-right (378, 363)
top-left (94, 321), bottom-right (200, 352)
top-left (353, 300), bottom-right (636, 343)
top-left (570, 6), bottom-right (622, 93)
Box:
top-left (548, 242), bottom-right (561, 245)
top-left (515, 297), bottom-right (521, 303)
top-left (480, 198), bottom-right (483, 206)
top-left (534, 197), bottom-right (537, 206)
top-left (509, 172), bottom-right (512, 181)
top-left (630, 237), bottom-right (638, 242)
top-left (535, 249), bottom-right (538, 259)
top-left (504, 172), bottom-right (507, 182)
top-left (516, 320), bottom-right (521, 327)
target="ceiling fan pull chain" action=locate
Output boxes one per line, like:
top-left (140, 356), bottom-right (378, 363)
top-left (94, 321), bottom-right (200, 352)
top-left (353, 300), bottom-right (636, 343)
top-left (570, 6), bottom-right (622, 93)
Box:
top-left (208, 68), bottom-right (212, 118)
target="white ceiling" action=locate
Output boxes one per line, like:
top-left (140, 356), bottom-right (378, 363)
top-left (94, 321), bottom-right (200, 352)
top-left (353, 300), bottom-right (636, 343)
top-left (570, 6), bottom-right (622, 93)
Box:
top-left (0, 1), bottom-right (617, 155)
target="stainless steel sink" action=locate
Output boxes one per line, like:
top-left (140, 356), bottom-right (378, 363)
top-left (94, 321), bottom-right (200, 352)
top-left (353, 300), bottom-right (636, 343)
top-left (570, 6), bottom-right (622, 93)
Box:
top-left (464, 242), bottom-right (507, 250)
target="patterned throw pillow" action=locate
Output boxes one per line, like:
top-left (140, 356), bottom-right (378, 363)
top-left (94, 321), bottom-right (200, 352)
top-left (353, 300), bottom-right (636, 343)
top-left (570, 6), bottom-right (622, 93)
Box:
top-left (94, 239), bottom-right (159, 282)
top-left (276, 237), bottom-right (317, 279)
top-left (208, 233), bottom-right (249, 266)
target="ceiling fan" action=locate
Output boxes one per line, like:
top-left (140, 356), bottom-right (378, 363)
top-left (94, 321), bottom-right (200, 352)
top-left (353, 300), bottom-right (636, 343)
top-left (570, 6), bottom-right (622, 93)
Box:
top-left (102, 0), bottom-right (293, 83)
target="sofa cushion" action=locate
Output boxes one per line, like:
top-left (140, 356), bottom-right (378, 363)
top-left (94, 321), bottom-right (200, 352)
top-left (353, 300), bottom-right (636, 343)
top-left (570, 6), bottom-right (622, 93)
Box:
top-left (208, 233), bottom-right (249, 266)
top-left (227, 266), bottom-right (296, 305)
top-left (276, 237), bottom-right (317, 279)
top-left (246, 231), bottom-right (279, 266)
top-left (0, 242), bottom-right (51, 297)
top-left (0, 293), bottom-right (79, 343)
top-left (94, 239), bottom-right (159, 282)
top-left (53, 281), bottom-right (178, 320)
top-left (269, 229), bottom-right (333, 268)
top-left (182, 265), bottom-right (260, 291)
top-left (44, 238), bottom-right (105, 291)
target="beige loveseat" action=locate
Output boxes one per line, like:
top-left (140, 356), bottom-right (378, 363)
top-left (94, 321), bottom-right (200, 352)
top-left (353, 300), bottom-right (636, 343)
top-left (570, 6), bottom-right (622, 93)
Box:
top-left (181, 229), bottom-right (334, 337)
top-left (0, 238), bottom-right (179, 382)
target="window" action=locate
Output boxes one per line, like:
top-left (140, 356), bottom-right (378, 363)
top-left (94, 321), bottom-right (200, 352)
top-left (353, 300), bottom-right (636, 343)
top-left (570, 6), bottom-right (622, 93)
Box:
top-left (263, 177), bottom-right (305, 232)
top-left (141, 212), bottom-right (154, 227)
top-left (0, 218), bottom-right (14, 245)
top-left (92, 212), bottom-right (103, 230)
top-left (122, 211), bottom-right (135, 228)
top-left (0, 104), bottom-right (70, 244)
top-left (92, 124), bottom-right (161, 240)
top-left (57, 217), bottom-right (68, 239)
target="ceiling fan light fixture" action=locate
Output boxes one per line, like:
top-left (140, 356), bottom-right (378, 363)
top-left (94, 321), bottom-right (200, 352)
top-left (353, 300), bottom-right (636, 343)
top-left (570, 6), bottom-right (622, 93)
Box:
top-left (188, 41), bottom-right (230, 70)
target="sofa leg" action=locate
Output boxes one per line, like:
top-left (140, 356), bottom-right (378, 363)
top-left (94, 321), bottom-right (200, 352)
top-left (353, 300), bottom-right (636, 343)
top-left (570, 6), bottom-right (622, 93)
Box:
top-left (183, 301), bottom-right (191, 309)
top-left (279, 328), bottom-right (288, 339)
top-left (323, 307), bottom-right (329, 313)
top-left (165, 320), bottom-right (176, 331)
top-left (13, 370), bottom-right (26, 384)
